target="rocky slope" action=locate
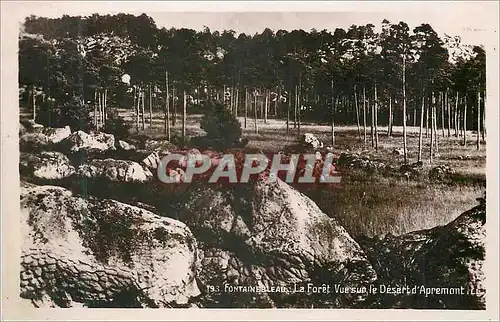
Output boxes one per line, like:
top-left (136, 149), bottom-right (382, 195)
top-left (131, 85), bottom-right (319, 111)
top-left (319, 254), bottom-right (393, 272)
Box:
top-left (20, 182), bottom-right (200, 308)
top-left (18, 124), bottom-right (487, 309)
top-left (358, 199), bottom-right (486, 309)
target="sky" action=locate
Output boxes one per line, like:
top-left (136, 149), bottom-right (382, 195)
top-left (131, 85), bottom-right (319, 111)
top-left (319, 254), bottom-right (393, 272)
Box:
top-left (9, 1), bottom-right (499, 47)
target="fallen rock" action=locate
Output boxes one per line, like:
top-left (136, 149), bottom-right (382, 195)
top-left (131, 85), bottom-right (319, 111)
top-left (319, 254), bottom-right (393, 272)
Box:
top-left (59, 130), bottom-right (116, 154)
top-left (42, 126), bottom-right (71, 144)
top-left (301, 133), bottom-right (324, 149)
top-left (20, 184), bottom-right (201, 308)
top-left (117, 139), bottom-right (136, 151)
top-left (429, 165), bottom-right (455, 181)
top-left (143, 139), bottom-right (177, 155)
top-left (392, 148), bottom-right (404, 156)
top-left (359, 201), bottom-right (486, 309)
top-left (20, 151), bottom-right (75, 180)
top-left (77, 158), bottom-right (153, 183)
top-left (336, 153), bottom-right (385, 173)
top-left (399, 162), bottom-right (424, 180)
top-left (180, 177), bottom-right (377, 308)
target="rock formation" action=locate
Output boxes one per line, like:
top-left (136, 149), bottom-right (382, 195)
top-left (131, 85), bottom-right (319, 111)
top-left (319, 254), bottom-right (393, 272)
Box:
top-left (20, 151), bottom-right (75, 180)
top-left (20, 183), bottom-right (201, 308)
top-left (17, 127), bottom-right (488, 309)
top-left (178, 177), bottom-right (377, 308)
top-left (359, 201), bottom-right (486, 309)
top-left (76, 159), bottom-right (153, 183)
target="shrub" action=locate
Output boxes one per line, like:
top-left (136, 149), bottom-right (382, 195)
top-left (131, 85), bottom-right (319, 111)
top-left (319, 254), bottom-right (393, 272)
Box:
top-left (104, 109), bottom-right (131, 140)
top-left (36, 95), bottom-right (93, 131)
top-left (198, 101), bottom-right (243, 150)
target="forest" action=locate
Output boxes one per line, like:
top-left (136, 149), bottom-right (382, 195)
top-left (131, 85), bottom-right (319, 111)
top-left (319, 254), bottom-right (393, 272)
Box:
top-left (19, 13), bottom-right (486, 163)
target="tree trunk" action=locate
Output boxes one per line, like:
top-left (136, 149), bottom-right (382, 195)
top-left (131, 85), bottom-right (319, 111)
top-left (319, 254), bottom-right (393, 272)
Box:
top-left (149, 84), bottom-right (153, 127)
top-left (235, 87), bottom-right (239, 117)
top-left (297, 78), bottom-right (302, 138)
top-left (331, 80), bottom-right (335, 147)
top-left (165, 72), bottom-right (171, 140)
top-left (388, 95), bottom-right (393, 137)
top-left (482, 90), bottom-right (486, 141)
top-left (264, 89), bottom-right (269, 124)
top-left (371, 96), bottom-right (375, 149)
top-left (94, 89), bottom-right (98, 130)
top-left (354, 86), bottom-right (361, 140)
top-left (413, 105), bottom-right (417, 127)
top-left (275, 88), bottom-right (279, 117)
top-left (463, 93), bottom-right (467, 146)
top-left (244, 88), bottom-right (248, 129)
top-left (425, 103), bottom-right (429, 138)
top-left (363, 85), bottom-right (367, 144)
top-left (223, 85), bottom-right (227, 106)
top-left (229, 86), bottom-right (233, 111)
top-left (374, 83), bottom-right (379, 151)
top-left (254, 92), bottom-right (258, 134)
top-left (430, 92), bottom-right (434, 164)
top-left (103, 90), bottom-right (106, 127)
top-left (294, 85), bottom-right (298, 129)
top-left (446, 89), bottom-right (451, 137)
top-left (286, 89), bottom-right (290, 134)
top-left (477, 91), bottom-right (481, 150)
top-left (441, 92), bottom-right (445, 137)
top-left (141, 88), bottom-right (145, 131)
top-left (104, 88), bottom-right (108, 127)
top-left (402, 54), bottom-right (408, 164)
top-left (136, 87), bottom-right (140, 132)
top-left (433, 94), bottom-right (439, 154)
top-left (30, 87), bottom-right (36, 121)
top-left (133, 86), bottom-right (137, 115)
top-left (98, 89), bottom-right (102, 130)
top-left (454, 92), bottom-right (459, 137)
top-left (172, 85), bottom-right (177, 126)
top-left (182, 89), bottom-right (187, 141)
top-left (418, 94), bottom-right (425, 163)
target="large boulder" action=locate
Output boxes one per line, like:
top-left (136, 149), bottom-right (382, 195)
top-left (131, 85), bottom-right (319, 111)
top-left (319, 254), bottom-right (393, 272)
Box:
top-left (20, 184), bottom-right (201, 308)
top-left (76, 158), bottom-right (154, 183)
top-left (19, 126), bottom-right (72, 151)
top-left (359, 199), bottom-right (486, 309)
top-left (59, 130), bottom-right (116, 154)
top-left (20, 151), bottom-right (75, 180)
top-left (179, 177), bottom-right (377, 308)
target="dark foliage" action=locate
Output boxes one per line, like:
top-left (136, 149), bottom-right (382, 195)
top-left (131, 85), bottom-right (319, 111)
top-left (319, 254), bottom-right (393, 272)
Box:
top-left (103, 109), bottom-right (131, 140)
top-left (197, 101), bottom-right (244, 150)
top-left (36, 95), bottom-right (93, 132)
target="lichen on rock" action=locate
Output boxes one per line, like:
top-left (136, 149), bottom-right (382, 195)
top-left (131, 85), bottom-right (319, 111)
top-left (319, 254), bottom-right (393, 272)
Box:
top-left (20, 184), bottom-right (201, 308)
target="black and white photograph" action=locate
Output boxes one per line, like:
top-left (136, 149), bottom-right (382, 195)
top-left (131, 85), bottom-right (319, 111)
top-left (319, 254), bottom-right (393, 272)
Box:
top-left (1, 1), bottom-right (499, 320)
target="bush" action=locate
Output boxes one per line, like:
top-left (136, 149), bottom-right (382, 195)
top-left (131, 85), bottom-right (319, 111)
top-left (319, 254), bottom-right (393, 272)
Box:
top-left (36, 95), bottom-right (93, 131)
top-left (104, 109), bottom-right (131, 140)
top-left (198, 101), bottom-right (243, 150)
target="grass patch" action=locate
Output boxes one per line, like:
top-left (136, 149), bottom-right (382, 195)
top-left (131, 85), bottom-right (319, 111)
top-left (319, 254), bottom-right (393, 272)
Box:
top-left (299, 177), bottom-right (484, 238)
